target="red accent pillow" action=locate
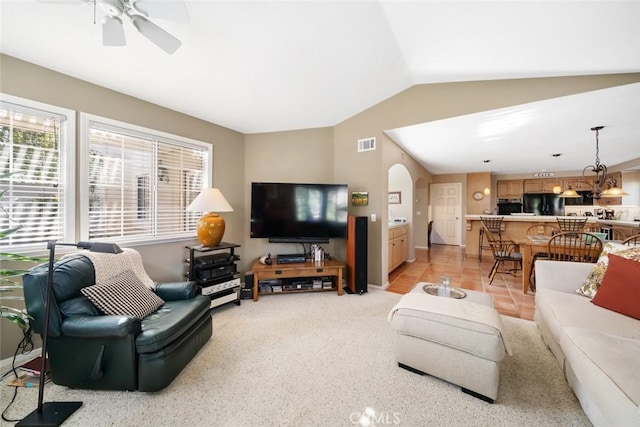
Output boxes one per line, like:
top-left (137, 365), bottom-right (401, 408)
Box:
top-left (591, 254), bottom-right (640, 320)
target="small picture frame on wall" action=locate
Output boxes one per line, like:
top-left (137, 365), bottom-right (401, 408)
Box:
top-left (351, 191), bottom-right (369, 206)
top-left (388, 191), bottom-right (401, 204)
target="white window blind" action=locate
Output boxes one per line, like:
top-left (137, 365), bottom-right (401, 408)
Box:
top-left (81, 114), bottom-right (211, 243)
top-left (0, 96), bottom-right (75, 250)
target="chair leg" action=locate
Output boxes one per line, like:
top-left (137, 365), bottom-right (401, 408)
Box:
top-left (488, 260), bottom-right (498, 279)
top-left (478, 229), bottom-right (484, 261)
top-left (488, 261), bottom-right (500, 285)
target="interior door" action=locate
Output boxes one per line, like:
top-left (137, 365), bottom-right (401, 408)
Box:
top-left (430, 183), bottom-right (462, 246)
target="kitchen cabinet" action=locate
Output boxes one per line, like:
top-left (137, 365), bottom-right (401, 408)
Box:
top-left (497, 180), bottom-right (523, 198)
top-left (566, 177), bottom-right (594, 191)
top-left (523, 179), bottom-right (562, 194)
top-left (388, 224), bottom-right (409, 272)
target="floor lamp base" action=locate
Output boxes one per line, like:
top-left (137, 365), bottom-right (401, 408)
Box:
top-left (17, 401), bottom-right (82, 426)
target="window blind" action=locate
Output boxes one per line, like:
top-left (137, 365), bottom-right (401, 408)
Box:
top-left (85, 118), bottom-right (209, 242)
top-left (0, 100), bottom-right (70, 248)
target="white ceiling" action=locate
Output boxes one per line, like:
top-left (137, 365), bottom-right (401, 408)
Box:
top-left (1, 0), bottom-right (639, 175)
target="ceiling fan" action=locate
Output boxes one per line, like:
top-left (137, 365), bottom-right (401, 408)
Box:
top-left (40, 0), bottom-right (189, 54)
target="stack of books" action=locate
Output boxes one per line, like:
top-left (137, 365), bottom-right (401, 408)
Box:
top-left (8, 357), bottom-right (51, 387)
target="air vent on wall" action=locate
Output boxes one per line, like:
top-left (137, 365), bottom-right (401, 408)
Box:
top-left (357, 137), bottom-right (376, 152)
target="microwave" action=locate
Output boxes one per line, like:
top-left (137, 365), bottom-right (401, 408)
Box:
top-left (497, 202), bottom-right (522, 215)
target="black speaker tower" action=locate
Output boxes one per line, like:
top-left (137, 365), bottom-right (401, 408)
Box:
top-left (347, 216), bottom-right (368, 294)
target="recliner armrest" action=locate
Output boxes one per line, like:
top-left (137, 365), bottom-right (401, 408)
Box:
top-left (62, 315), bottom-right (142, 338)
top-left (154, 281), bottom-right (198, 300)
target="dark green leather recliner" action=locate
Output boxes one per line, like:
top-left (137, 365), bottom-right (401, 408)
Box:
top-left (23, 254), bottom-right (212, 392)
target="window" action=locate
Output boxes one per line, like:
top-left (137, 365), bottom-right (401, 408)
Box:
top-left (0, 94), bottom-right (75, 251)
top-left (80, 114), bottom-right (211, 244)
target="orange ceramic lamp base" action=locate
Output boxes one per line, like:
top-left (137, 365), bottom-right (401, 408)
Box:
top-left (196, 213), bottom-right (226, 247)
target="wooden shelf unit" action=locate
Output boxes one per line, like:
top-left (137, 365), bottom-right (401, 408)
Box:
top-left (251, 257), bottom-right (344, 301)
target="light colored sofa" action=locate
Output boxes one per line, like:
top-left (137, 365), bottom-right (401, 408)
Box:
top-left (535, 260), bottom-right (640, 427)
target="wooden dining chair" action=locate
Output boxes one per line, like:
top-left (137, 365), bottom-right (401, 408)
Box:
top-left (547, 232), bottom-right (604, 264)
top-left (556, 217), bottom-right (588, 233)
top-left (478, 216), bottom-right (504, 260)
top-left (623, 234), bottom-right (640, 246)
top-left (526, 223), bottom-right (561, 237)
top-left (582, 223), bottom-right (603, 233)
top-left (526, 224), bottom-right (561, 292)
top-left (482, 223), bottom-right (522, 285)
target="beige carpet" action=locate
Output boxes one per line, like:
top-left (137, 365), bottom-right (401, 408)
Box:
top-left (1, 289), bottom-right (591, 426)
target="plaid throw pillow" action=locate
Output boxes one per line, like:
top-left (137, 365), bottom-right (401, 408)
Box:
top-left (81, 270), bottom-right (164, 319)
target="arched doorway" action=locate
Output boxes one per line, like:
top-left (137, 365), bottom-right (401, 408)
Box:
top-left (388, 163), bottom-right (413, 262)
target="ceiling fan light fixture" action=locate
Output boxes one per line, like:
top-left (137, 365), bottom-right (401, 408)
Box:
top-left (102, 16), bottom-right (126, 46)
top-left (99, 0), bottom-right (124, 17)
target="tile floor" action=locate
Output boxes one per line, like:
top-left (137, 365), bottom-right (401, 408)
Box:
top-left (386, 244), bottom-right (536, 321)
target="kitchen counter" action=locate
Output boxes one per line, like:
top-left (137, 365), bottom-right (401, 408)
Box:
top-left (596, 219), bottom-right (640, 227)
top-left (465, 214), bottom-right (598, 223)
top-left (465, 215), bottom-right (599, 259)
top-left (388, 222), bottom-right (409, 229)
top-left (465, 215), bottom-right (640, 259)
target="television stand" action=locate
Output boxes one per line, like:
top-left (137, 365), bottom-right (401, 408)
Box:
top-left (251, 257), bottom-right (344, 301)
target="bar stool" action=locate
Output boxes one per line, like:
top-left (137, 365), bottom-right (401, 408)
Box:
top-left (556, 216), bottom-right (588, 233)
top-left (478, 216), bottom-right (504, 260)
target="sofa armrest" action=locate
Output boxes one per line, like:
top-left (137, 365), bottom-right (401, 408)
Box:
top-left (535, 260), bottom-right (595, 293)
top-left (62, 316), bottom-right (141, 338)
top-left (154, 281), bottom-right (198, 301)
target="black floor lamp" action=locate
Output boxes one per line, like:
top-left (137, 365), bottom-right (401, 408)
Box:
top-left (17, 240), bottom-right (122, 427)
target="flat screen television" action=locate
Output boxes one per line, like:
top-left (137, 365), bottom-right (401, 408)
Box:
top-left (250, 182), bottom-right (348, 243)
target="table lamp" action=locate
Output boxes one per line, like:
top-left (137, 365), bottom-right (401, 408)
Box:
top-left (18, 240), bottom-right (123, 426)
top-left (186, 188), bottom-right (233, 247)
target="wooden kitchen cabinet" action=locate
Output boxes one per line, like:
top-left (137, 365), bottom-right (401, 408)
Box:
top-left (388, 224), bottom-right (409, 272)
top-left (524, 179), bottom-right (562, 194)
top-left (569, 177), bottom-right (594, 191)
top-left (497, 180), bottom-right (523, 198)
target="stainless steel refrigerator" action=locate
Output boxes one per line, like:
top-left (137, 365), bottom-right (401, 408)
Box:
top-left (523, 193), bottom-right (565, 216)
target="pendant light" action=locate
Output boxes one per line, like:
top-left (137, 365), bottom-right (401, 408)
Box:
top-left (560, 126), bottom-right (628, 199)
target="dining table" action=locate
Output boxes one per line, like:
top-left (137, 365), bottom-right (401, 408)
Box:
top-left (513, 235), bottom-right (553, 294)
top-left (514, 234), bottom-right (608, 294)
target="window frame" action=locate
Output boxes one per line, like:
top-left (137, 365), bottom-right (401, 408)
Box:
top-left (79, 113), bottom-right (213, 246)
top-left (0, 93), bottom-right (76, 254)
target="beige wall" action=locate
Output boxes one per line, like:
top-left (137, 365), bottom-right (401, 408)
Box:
top-left (467, 172), bottom-right (492, 215)
top-left (243, 127), bottom-right (335, 268)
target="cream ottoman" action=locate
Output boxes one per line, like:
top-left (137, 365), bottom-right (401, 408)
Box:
top-left (388, 283), bottom-right (512, 402)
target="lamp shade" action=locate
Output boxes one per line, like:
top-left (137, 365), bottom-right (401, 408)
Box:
top-left (186, 188), bottom-right (233, 247)
top-left (601, 187), bottom-right (629, 197)
top-left (559, 188), bottom-right (580, 198)
top-left (186, 188), bottom-right (233, 213)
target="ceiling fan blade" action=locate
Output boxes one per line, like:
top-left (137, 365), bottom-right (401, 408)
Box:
top-left (103, 16), bottom-right (126, 46)
top-left (130, 15), bottom-right (181, 54)
top-left (131, 0), bottom-right (189, 23)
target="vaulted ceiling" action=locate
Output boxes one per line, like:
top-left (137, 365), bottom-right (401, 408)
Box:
top-left (1, 1), bottom-right (639, 174)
